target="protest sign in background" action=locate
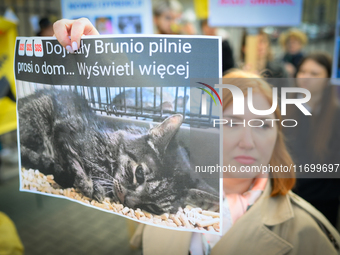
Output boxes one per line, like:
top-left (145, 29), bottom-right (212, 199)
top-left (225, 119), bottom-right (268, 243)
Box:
top-left (209, 0), bottom-right (303, 27)
top-left (61, 0), bottom-right (153, 34)
top-left (331, 2), bottom-right (340, 85)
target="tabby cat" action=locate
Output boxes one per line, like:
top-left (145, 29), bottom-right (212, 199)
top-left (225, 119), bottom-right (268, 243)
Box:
top-left (18, 88), bottom-right (218, 214)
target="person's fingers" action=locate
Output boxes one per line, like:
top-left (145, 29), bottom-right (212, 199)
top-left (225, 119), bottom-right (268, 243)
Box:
top-left (53, 18), bottom-right (99, 53)
top-left (53, 19), bottom-right (73, 49)
top-left (70, 18), bottom-right (99, 51)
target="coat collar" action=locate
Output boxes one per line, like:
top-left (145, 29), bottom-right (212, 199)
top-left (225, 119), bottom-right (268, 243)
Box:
top-left (141, 181), bottom-right (296, 255)
top-left (211, 181), bottom-right (294, 255)
top-left (260, 179), bottom-right (294, 226)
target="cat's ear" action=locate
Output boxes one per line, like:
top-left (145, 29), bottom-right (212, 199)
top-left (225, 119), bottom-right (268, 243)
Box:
top-left (149, 114), bottom-right (183, 155)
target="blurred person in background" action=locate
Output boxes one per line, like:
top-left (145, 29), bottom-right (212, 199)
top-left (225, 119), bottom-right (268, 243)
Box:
top-left (284, 52), bottom-right (340, 228)
top-left (180, 9), bottom-right (197, 36)
top-left (36, 16), bottom-right (55, 36)
top-left (152, 0), bottom-right (182, 35)
top-left (200, 19), bottom-right (234, 74)
top-left (279, 28), bottom-right (308, 77)
top-left (241, 29), bottom-right (288, 78)
top-left (0, 212), bottom-right (24, 255)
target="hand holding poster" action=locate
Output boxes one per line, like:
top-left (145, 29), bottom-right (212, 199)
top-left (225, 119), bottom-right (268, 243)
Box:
top-left (15, 35), bottom-right (222, 234)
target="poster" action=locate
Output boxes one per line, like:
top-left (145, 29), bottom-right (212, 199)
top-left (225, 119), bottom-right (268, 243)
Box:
top-left (332, 1), bottom-right (340, 85)
top-left (61, 0), bottom-right (153, 34)
top-left (209, 0), bottom-right (303, 27)
top-left (14, 35), bottom-right (222, 234)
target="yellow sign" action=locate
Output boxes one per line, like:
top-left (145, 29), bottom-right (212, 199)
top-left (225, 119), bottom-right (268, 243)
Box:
top-left (0, 16), bottom-right (17, 135)
top-left (194, 0), bottom-right (209, 20)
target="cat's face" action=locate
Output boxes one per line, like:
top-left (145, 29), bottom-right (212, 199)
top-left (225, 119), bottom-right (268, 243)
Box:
top-left (114, 146), bottom-right (175, 214)
top-left (112, 115), bottom-right (183, 214)
top-left (111, 114), bottom-right (219, 215)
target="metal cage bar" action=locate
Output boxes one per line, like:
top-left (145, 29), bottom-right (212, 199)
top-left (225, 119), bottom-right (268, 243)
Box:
top-left (19, 83), bottom-right (218, 127)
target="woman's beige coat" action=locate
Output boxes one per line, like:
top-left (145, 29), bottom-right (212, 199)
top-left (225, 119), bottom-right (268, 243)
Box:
top-left (131, 182), bottom-right (340, 255)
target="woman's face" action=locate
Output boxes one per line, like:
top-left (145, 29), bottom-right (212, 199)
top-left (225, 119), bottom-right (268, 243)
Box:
top-left (296, 59), bottom-right (328, 94)
top-left (286, 36), bottom-right (302, 55)
top-left (257, 34), bottom-right (269, 59)
top-left (202, 23), bottom-right (216, 36)
top-left (223, 93), bottom-right (278, 178)
top-left (154, 10), bottom-right (180, 34)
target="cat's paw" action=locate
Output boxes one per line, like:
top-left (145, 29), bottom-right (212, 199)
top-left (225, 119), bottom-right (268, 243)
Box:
top-left (154, 200), bottom-right (176, 214)
top-left (93, 182), bottom-right (105, 202)
top-left (160, 203), bottom-right (175, 214)
top-left (75, 177), bottom-right (94, 198)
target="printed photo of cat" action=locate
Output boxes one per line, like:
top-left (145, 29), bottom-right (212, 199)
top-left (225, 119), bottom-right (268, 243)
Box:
top-left (109, 87), bottom-right (189, 115)
top-left (17, 84), bottom-right (221, 233)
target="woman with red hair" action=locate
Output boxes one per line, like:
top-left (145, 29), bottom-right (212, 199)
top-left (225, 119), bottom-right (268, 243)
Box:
top-left (128, 70), bottom-right (340, 254)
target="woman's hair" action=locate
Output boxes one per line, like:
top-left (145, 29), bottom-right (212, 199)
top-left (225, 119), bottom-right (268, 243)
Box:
top-left (279, 28), bottom-right (308, 49)
top-left (297, 52), bottom-right (332, 78)
top-left (223, 69), bottom-right (295, 196)
top-left (295, 52), bottom-right (338, 160)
